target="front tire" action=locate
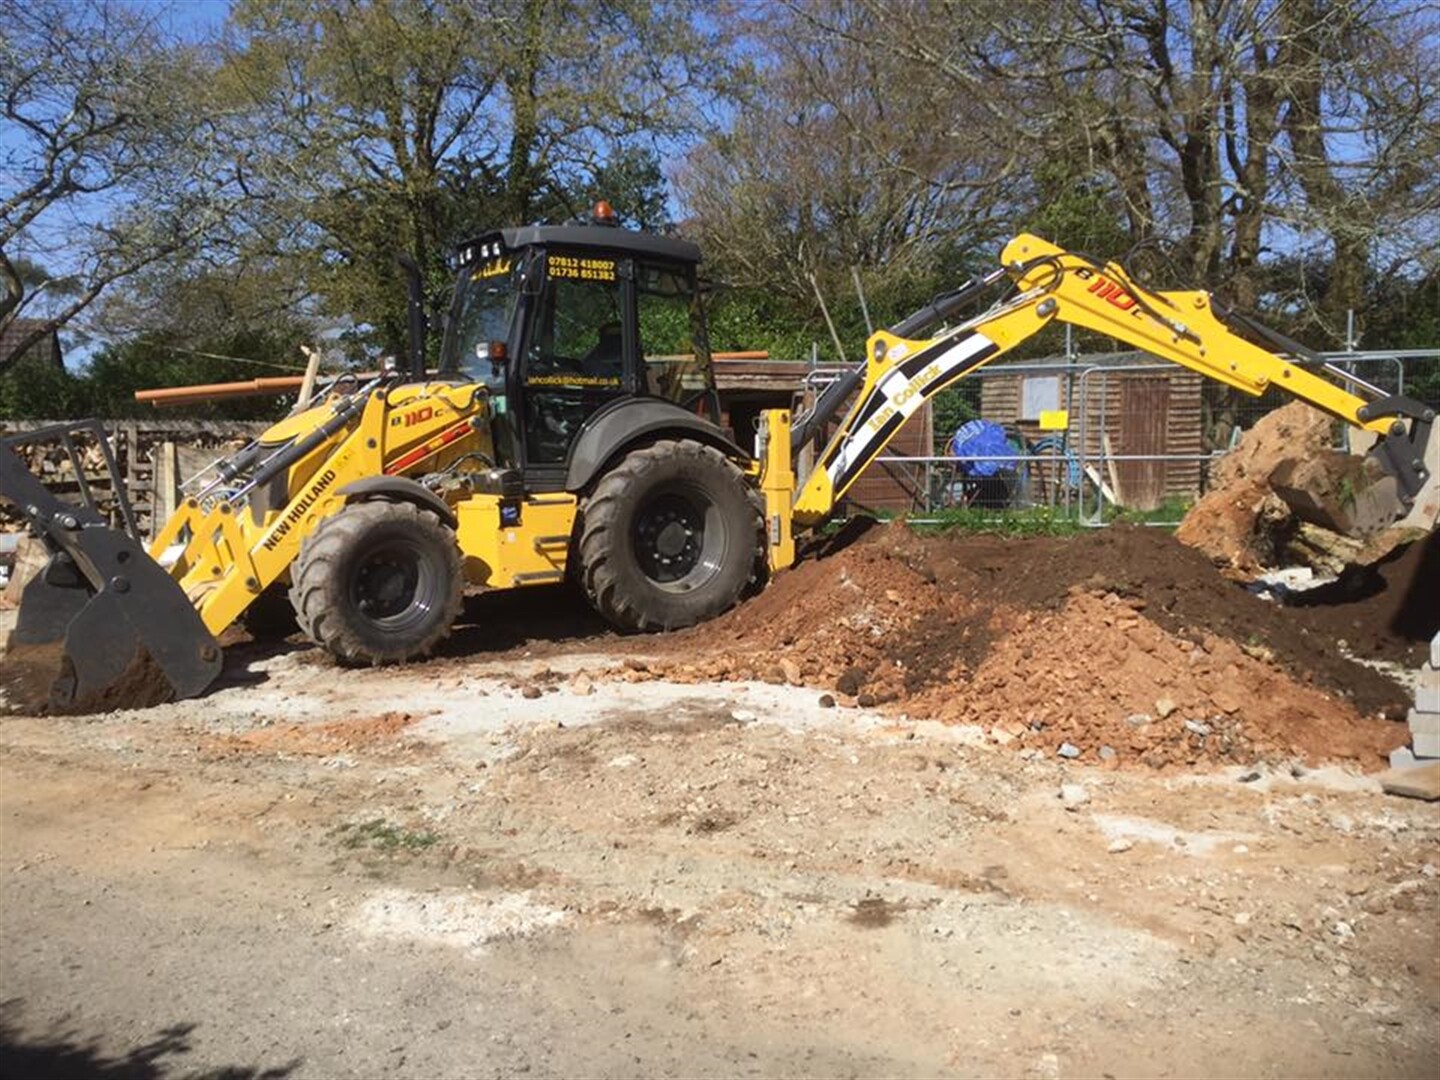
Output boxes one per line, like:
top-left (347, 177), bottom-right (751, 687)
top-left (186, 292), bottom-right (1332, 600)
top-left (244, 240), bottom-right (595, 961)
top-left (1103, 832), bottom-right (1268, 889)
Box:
top-left (578, 439), bottom-right (764, 631)
top-left (290, 500), bottom-right (463, 664)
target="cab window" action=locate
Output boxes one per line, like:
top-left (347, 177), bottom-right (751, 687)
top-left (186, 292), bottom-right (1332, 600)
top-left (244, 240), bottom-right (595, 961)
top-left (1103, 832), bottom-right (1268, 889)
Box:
top-left (523, 255), bottom-right (627, 464)
top-left (636, 263), bottom-right (710, 408)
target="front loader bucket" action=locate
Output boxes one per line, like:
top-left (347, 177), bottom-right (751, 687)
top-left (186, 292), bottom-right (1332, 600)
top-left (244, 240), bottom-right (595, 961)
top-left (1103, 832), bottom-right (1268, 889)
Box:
top-left (1, 424), bottom-right (222, 713)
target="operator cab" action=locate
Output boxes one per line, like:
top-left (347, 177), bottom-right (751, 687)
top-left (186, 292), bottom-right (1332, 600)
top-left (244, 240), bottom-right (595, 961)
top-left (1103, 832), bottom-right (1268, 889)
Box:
top-left (440, 205), bottom-right (718, 491)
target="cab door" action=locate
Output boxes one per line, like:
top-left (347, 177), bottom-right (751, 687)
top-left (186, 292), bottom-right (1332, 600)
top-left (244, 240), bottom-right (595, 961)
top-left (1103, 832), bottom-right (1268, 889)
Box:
top-left (520, 250), bottom-right (634, 485)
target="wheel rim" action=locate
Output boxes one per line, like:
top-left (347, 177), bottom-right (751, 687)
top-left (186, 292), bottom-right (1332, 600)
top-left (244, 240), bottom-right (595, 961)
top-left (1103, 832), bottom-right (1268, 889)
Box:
top-left (348, 538), bottom-right (442, 632)
top-left (632, 485), bottom-right (728, 593)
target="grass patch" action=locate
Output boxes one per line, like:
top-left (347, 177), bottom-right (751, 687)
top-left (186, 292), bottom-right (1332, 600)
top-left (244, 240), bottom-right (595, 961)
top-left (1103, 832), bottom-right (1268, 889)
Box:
top-left (333, 818), bottom-right (441, 852)
top-left (904, 506), bottom-right (1085, 537)
top-left (849, 493), bottom-right (1192, 539)
top-left (1103, 495), bottom-right (1191, 529)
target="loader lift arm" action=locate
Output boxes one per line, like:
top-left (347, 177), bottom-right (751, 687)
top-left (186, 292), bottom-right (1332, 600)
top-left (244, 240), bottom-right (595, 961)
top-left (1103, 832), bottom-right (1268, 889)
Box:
top-left (788, 233), bottom-right (1436, 526)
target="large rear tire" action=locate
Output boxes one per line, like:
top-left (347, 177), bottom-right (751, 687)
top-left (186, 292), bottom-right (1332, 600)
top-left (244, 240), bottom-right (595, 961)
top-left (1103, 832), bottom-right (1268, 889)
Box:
top-left (578, 439), bottom-right (764, 631)
top-left (290, 500), bottom-right (463, 664)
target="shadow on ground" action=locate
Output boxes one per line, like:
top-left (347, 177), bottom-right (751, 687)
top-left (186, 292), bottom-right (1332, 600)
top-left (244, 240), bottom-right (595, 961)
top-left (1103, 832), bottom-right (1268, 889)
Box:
top-left (0, 999), bottom-right (298, 1080)
top-left (210, 580), bottom-right (616, 688)
top-left (439, 582), bottom-right (614, 657)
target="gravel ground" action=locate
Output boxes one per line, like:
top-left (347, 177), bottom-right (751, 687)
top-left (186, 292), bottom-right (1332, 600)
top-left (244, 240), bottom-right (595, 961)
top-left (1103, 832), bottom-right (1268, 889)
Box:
top-left (2, 636), bottom-right (1438, 1079)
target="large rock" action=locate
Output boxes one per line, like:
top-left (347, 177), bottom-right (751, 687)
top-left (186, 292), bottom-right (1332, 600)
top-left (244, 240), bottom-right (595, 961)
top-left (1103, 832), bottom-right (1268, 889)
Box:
top-left (1177, 402), bottom-right (1425, 577)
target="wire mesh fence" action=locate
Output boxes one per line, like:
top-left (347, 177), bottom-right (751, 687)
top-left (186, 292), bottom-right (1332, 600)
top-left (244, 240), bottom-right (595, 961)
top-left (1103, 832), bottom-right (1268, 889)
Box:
top-left (833, 347), bottom-right (1438, 526)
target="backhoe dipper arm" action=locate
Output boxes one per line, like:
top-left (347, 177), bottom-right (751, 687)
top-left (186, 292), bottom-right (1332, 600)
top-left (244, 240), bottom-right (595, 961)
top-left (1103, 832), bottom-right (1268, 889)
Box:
top-left (790, 233), bottom-right (1434, 525)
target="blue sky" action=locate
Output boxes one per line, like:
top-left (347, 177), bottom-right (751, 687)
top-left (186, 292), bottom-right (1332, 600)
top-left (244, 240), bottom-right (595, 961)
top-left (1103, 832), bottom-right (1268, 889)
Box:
top-left (154, 0), bottom-right (230, 39)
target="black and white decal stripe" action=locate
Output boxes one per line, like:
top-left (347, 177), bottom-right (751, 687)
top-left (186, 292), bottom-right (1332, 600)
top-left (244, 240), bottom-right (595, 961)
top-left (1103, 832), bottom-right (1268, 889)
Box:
top-left (824, 330), bottom-right (999, 496)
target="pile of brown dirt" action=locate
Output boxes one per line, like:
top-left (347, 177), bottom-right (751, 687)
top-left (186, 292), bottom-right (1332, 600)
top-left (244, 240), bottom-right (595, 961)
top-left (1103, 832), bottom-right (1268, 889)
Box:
top-left (910, 592), bottom-right (1398, 769)
top-left (632, 523), bottom-right (1417, 770)
top-left (1287, 530), bottom-right (1440, 663)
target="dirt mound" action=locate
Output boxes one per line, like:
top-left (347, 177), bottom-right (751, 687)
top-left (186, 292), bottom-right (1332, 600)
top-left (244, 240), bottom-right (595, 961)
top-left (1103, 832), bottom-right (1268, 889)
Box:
top-left (1210, 401), bottom-right (1337, 489)
top-left (912, 592), bottom-right (1398, 769)
top-left (1176, 402), bottom-right (1334, 575)
top-left (635, 523), bottom-right (1413, 770)
top-left (1287, 530), bottom-right (1440, 662)
top-left (1176, 402), bottom-right (1420, 577)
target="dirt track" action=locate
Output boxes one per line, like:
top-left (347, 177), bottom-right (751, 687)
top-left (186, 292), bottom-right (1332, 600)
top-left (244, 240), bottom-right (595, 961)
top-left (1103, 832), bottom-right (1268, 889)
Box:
top-left (3, 577), bottom-right (1439, 1078)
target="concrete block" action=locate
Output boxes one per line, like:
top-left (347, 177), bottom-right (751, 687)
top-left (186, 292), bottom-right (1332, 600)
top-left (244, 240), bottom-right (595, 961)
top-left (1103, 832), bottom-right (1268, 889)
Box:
top-left (1413, 729), bottom-right (1440, 759)
top-left (1380, 761), bottom-right (1440, 801)
top-left (1390, 745), bottom-right (1421, 770)
top-left (1417, 665), bottom-right (1440, 714)
top-left (1410, 709), bottom-right (1440, 736)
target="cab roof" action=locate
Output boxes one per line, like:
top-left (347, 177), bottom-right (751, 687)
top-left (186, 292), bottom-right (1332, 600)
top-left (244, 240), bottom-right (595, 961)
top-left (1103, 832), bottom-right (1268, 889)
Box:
top-left (458, 224), bottom-right (701, 267)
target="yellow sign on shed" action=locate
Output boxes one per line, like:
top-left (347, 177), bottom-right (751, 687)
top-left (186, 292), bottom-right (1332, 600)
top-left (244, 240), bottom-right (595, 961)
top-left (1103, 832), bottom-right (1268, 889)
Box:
top-left (1038, 409), bottom-right (1070, 431)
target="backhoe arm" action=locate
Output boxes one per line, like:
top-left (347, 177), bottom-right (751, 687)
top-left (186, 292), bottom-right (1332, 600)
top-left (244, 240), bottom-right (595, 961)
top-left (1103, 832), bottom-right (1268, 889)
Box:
top-left (789, 233), bottom-right (1434, 525)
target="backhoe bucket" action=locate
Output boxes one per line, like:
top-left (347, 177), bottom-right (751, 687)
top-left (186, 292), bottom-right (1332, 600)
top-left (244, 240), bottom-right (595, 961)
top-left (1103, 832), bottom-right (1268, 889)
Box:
top-left (1, 424), bottom-right (222, 713)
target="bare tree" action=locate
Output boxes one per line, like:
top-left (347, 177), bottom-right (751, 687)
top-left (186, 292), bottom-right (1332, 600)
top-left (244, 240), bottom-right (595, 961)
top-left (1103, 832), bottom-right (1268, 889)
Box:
top-left (1272, 0), bottom-right (1440, 332)
top-left (675, 1), bottom-right (1016, 315)
top-left (0, 0), bottom-right (243, 374)
top-left (798, 0), bottom-right (1439, 336)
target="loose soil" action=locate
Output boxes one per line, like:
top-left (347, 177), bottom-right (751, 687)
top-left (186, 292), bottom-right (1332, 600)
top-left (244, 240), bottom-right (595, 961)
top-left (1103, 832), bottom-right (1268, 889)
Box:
top-left (2, 648), bottom-right (1438, 1078)
top-left (207, 709), bottom-right (424, 758)
top-left (639, 523), bottom-right (1426, 770)
top-left (0, 641), bottom-right (177, 716)
top-left (1289, 530), bottom-right (1440, 663)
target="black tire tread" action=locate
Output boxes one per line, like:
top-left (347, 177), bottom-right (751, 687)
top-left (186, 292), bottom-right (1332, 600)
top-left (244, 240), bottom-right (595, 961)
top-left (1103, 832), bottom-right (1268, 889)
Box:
top-left (578, 439), bottom-right (764, 632)
top-left (289, 500), bottom-right (463, 664)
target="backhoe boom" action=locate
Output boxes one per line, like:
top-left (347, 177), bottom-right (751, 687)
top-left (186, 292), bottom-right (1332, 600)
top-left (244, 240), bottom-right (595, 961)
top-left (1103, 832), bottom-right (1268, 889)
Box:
top-left (788, 233), bottom-right (1435, 525)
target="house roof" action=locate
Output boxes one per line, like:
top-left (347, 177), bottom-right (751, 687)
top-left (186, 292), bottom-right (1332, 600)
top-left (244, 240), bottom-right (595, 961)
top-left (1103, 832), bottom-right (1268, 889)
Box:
top-left (0, 318), bottom-right (63, 370)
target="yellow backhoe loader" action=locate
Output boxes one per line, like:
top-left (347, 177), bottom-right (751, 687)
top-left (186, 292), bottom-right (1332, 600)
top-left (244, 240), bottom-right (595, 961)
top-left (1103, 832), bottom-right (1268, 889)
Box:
top-left (2, 214), bottom-right (1434, 710)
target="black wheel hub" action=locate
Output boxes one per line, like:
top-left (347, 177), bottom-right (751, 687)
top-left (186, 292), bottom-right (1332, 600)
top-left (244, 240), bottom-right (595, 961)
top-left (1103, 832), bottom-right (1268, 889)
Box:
top-left (350, 543), bottom-right (429, 625)
top-left (634, 494), bottom-right (704, 584)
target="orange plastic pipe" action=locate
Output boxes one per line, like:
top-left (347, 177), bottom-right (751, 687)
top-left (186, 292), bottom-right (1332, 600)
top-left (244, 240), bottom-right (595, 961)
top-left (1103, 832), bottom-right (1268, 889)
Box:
top-left (135, 377), bottom-right (306, 407)
top-left (136, 354), bottom-right (771, 409)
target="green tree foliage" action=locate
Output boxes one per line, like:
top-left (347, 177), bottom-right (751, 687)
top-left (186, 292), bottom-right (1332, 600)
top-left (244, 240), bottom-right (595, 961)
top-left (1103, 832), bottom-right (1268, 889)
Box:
top-left (0, 329), bottom-right (305, 421)
top-left (0, 353), bottom-right (85, 420)
top-left (210, 0), bottom-right (721, 362)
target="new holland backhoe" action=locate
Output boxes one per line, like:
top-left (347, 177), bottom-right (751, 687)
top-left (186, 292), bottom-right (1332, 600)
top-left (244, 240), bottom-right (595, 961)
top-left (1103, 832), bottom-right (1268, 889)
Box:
top-left (2, 212), bottom-right (1434, 710)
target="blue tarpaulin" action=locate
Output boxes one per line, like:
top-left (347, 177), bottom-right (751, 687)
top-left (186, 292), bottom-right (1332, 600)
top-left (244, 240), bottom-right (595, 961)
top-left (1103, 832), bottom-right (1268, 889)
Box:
top-left (948, 420), bottom-right (1015, 478)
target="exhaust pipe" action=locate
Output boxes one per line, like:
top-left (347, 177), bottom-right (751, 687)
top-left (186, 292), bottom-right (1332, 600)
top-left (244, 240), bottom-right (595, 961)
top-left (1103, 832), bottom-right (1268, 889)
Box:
top-left (395, 252), bottom-right (428, 378)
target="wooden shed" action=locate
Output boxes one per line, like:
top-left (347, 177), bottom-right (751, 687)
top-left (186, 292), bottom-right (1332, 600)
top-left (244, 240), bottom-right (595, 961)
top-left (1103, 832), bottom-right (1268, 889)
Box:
top-left (977, 360), bottom-right (1203, 510)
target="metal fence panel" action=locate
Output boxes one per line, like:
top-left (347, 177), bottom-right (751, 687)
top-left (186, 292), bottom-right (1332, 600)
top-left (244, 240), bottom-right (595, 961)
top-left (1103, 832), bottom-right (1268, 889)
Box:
top-left (846, 347), bottom-right (1437, 525)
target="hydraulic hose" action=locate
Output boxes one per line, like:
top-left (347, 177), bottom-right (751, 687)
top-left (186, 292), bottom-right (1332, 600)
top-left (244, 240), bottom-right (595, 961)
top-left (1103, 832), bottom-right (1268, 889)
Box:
top-left (233, 376), bottom-right (387, 502)
top-left (791, 366), bottom-right (864, 456)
